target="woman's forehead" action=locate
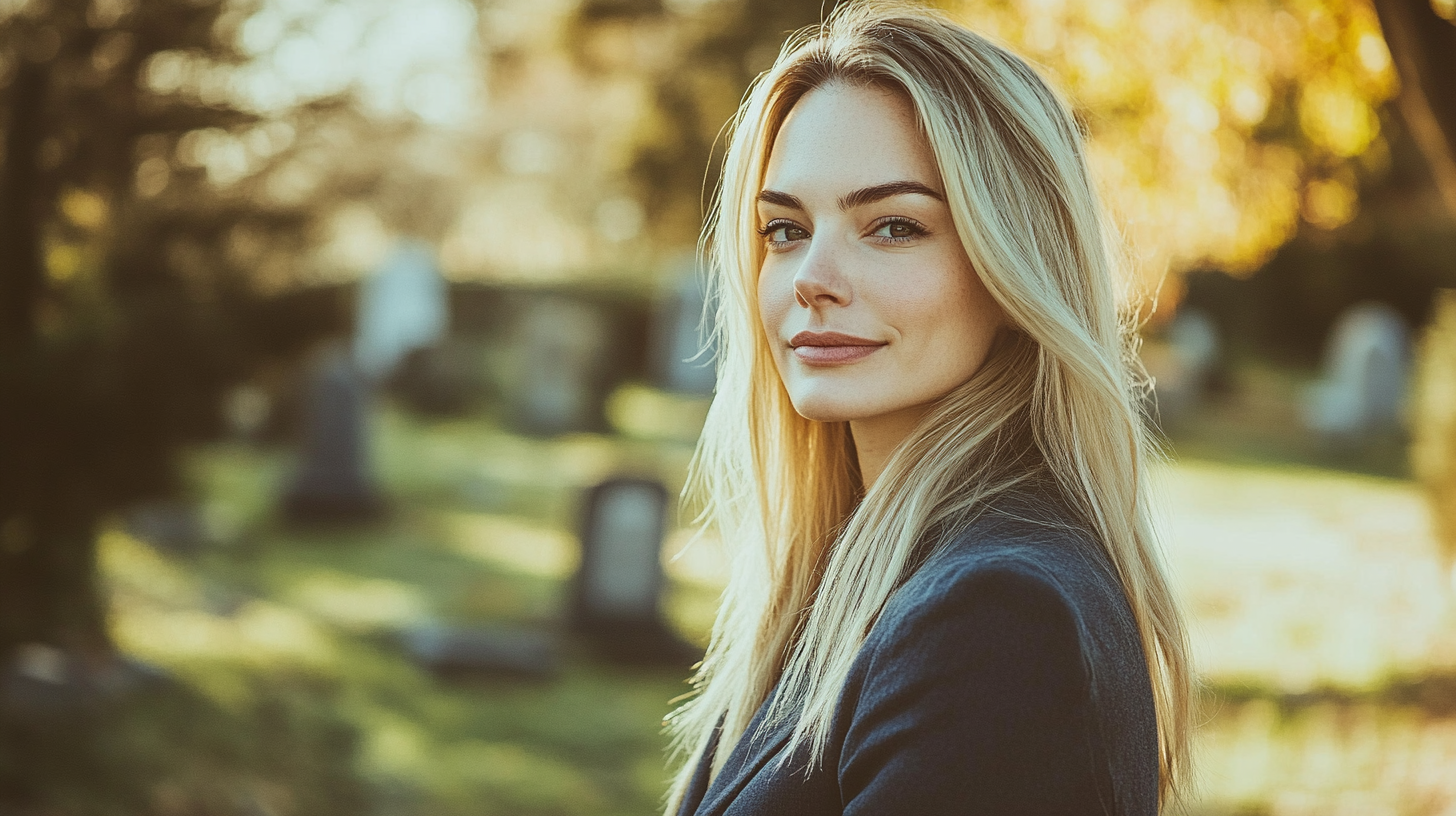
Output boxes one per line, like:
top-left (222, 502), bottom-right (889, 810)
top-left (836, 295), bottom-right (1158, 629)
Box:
top-left (761, 83), bottom-right (940, 202)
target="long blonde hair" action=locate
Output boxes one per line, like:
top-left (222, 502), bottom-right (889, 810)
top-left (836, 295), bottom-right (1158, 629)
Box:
top-left (665, 3), bottom-right (1192, 811)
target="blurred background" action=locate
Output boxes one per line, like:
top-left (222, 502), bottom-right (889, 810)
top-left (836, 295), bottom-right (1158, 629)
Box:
top-left (2, 0), bottom-right (1456, 814)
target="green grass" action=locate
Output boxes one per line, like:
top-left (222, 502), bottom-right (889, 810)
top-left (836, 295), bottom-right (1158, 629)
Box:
top-left (33, 404), bottom-right (713, 816)
top-left (1157, 357), bottom-right (1412, 479)
top-left (14, 373), bottom-right (1456, 816)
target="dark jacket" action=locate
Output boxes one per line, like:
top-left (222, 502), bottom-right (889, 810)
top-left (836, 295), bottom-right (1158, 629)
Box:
top-left (675, 491), bottom-right (1160, 816)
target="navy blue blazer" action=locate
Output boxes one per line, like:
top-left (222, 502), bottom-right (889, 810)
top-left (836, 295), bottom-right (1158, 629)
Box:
top-left (675, 493), bottom-right (1160, 816)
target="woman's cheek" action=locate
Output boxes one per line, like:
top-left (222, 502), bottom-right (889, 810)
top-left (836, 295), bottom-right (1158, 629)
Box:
top-left (757, 263), bottom-right (793, 334)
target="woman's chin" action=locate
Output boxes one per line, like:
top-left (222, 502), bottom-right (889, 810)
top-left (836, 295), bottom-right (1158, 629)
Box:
top-left (788, 392), bottom-right (885, 424)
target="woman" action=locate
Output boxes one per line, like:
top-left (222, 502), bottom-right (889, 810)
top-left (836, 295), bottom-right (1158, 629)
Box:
top-left (665, 4), bottom-right (1192, 815)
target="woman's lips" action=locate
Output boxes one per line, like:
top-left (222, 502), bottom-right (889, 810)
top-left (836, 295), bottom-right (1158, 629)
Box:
top-left (788, 331), bottom-right (886, 365)
top-left (793, 344), bottom-right (882, 364)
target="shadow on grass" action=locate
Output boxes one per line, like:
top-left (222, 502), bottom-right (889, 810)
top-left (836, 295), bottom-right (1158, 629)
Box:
top-left (0, 670), bottom-right (368, 816)
top-left (43, 412), bottom-right (707, 816)
top-left (1207, 670), bottom-right (1456, 718)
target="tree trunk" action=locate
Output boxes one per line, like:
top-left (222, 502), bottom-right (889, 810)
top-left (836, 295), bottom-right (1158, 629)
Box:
top-left (1371, 0), bottom-right (1456, 219)
top-left (0, 60), bottom-right (48, 352)
top-left (0, 507), bottom-right (109, 658)
top-left (0, 58), bottom-right (112, 660)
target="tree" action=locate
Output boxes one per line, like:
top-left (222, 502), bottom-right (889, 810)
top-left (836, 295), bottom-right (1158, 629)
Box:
top-left (1378, 0), bottom-right (1456, 574)
top-left (573, 0), bottom-right (850, 252)
top-left (1371, 0), bottom-right (1456, 220)
top-left (0, 0), bottom-right (349, 664)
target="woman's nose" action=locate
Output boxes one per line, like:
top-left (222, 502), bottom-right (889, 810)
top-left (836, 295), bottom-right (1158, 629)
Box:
top-left (792, 237), bottom-right (851, 308)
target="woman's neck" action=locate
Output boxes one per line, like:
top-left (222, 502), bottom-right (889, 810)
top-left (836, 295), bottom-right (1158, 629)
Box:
top-left (850, 401), bottom-right (933, 488)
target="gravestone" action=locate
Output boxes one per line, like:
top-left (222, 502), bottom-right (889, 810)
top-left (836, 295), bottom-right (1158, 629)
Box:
top-left (1170, 307), bottom-right (1220, 381)
top-left (1303, 301), bottom-right (1410, 436)
top-left (571, 477), bottom-right (697, 664)
top-left (389, 339), bottom-right (486, 417)
top-left (2, 644), bottom-right (166, 722)
top-left (654, 268), bottom-right (717, 396)
top-left (510, 296), bottom-right (609, 436)
top-left (1149, 307), bottom-right (1221, 424)
top-left (402, 623), bottom-right (558, 680)
top-left (354, 239), bottom-right (448, 382)
top-left (281, 344), bottom-right (384, 523)
top-left (223, 384), bottom-right (271, 442)
top-left (126, 501), bottom-right (208, 556)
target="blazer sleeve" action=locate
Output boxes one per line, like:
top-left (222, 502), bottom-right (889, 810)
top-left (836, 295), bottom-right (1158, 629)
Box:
top-left (837, 565), bottom-right (1112, 816)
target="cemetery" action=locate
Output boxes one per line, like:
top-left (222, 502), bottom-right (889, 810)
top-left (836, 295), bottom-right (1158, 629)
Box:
top-left (5, 220), bottom-right (1456, 814)
top-left (4, 0), bottom-right (1456, 814)
top-left (4, 250), bottom-right (1451, 812)
top-left (18, 364), bottom-right (1451, 815)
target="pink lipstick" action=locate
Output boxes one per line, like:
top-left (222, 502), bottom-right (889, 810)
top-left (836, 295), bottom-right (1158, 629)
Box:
top-left (789, 331), bottom-right (886, 365)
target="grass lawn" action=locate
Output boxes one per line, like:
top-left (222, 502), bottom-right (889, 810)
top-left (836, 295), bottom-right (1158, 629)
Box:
top-left (17, 380), bottom-right (1456, 816)
top-left (1153, 458), bottom-right (1456, 815)
top-left (72, 406), bottom-right (714, 816)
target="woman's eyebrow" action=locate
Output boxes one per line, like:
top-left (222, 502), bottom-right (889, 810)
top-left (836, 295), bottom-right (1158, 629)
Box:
top-left (756, 180), bottom-right (944, 212)
top-left (839, 180), bottom-right (944, 209)
top-left (756, 189), bottom-right (805, 210)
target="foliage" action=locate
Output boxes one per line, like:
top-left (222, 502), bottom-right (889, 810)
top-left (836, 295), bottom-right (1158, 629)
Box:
top-left (954, 0), bottom-right (1395, 284)
top-left (0, 670), bottom-right (371, 816)
top-left (1371, 0), bottom-right (1456, 220)
top-left (0, 0), bottom-right (351, 655)
top-left (1180, 185), bottom-right (1456, 367)
top-left (1411, 289), bottom-right (1456, 566)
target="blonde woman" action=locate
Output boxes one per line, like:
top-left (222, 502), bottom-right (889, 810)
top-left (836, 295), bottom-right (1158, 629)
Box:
top-left (666, 4), bottom-right (1192, 815)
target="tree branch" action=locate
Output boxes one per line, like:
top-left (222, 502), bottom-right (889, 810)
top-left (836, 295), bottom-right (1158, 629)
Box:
top-left (1372, 0), bottom-right (1456, 220)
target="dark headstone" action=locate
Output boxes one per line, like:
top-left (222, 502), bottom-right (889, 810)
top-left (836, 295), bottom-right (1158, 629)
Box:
top-left (1, 644), bottom-right (168, 722)
top-left (570, 478), bottom-right (698, 664)
top-left (401, 624), bottom-right (558, 680)
top-left (281, 344), bottom-right (384, 523)
top-left (388, 339), bottom-right (486, 417)
top-left (126, 501), bottom-right (208, 555)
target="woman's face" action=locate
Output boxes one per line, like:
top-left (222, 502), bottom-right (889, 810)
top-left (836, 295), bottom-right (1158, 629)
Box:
top-left (757, 82), bottom-right (1004, 426)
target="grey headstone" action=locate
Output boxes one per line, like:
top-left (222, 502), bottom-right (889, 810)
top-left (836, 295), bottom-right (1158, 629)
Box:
top-left (282, 344), bottom-right (384, 523)
top-left (1169, 308), bottom-right (1220, 377)
top-left (1304, 302), bottom-right (1410, 436)
top-left (511, 296), bottom-right (608, 436)
top-left (126, 502), bottom-right (208, 555)
top-left (581, 481), bottom-right (663, 620)
top-left (354, 239), bottom-right (448, 382)
top-left (1151, 307), bottom-right (1221, 423)
top-left (571, 478), bottom-right (698, 664)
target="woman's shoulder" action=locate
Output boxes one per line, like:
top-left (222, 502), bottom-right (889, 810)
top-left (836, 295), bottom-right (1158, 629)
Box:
top-left (833, 486), bottom-right (1160, 815)
top-left (873, 490), bottom-right (1128, 649)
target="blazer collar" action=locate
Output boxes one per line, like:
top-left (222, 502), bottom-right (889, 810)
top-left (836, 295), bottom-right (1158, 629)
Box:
top-left (681, 687), bottom-right (795, 816)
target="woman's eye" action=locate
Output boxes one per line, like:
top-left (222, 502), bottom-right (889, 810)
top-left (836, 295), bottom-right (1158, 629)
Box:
top-left (870, 218), bottom-right (925, 241)
top-left (760, 221), bottom-right (809, 243)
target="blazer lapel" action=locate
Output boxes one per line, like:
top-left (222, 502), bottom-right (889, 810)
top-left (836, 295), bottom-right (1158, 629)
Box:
top-left (691, 689), bottom-right (795, 816)
top-left (675, 724), bottom-right (720, 816)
